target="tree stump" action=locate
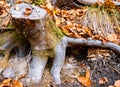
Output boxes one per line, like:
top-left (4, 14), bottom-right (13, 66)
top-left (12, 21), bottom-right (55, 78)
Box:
top-left (10, 2), bottom-right (120, 85)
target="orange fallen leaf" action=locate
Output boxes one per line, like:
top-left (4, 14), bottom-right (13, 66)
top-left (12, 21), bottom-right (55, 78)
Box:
top-left (77, 70), bottom-right (91, 87)
top-left (98, 77), bottom-right (108, 84)
top-left (2, 79), bottom-right (12, 84)
top-left (12, 80), bottom-right (23, 87)
top-left (114, 80), bottom-right (120, 87)
top-left (0, 79), bottom-right (12, 87)
top-left (24, 8), bottom-right (32, 17)
top-left (77, 76), bottom-right (91, 87)
top-left (0, 1), bottom-right (6, 5)
top-left (0, 79), bottom-right (23, 87)
top-left (106, 34), bottom-right (118, 42)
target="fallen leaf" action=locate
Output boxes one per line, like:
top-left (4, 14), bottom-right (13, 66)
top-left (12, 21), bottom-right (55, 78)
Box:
top-left (12, 80), bottom-right (23, 87)
top-left (24, 8), bottom-right (32, 17)
top-left (98, 77), bottom-right (108, 84)
top-left (106, 34), bottom-right (118, 42)
top-left (2, 79), bottom-right (12, 84)
top-left (109, 85), bottom-right (115, 87)
top-left (0, 79), bottom-right (12, 87)
top-left (0, 79), bottom-right (23, 87)
top-left (114, 80), bottom-right (120, 87)
top-left (0, 1), bottom-right (6, 5)
top-left (77, 76), bottom-right (91, 87)
top-left (77, 70), bottom-right (91, 87)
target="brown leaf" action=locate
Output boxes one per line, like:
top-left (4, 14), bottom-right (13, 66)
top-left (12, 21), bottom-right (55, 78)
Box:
top-left (0, 11), bottom-right (8, 17)
top-left (106, 34), bottom-right (118, 42)
top-left (77, 76), bottom-right (91, 87)
top-left (24, 8), bottom-right (32, 17)
top-left (0, 79), bottom-right (12, 87)
top-left (12, 80), bottom-right (23, 87)
top-left (77, 70), bottom-right (91, 87)
top-left (109, 85), bottom-right (115, 87)
top-left (2, 79), bottom-right (12, 84)
top-left (114, 80), bottom-right (120, 87)
top-left (0, 79), bottom-right (23, 87)
top-left (0, 1), bottom-right (6, 5)
top-left (98, 77), bottom-right (108, 84)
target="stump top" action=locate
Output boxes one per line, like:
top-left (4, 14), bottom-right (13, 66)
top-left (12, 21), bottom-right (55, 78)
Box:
top-left (10, 3), bottom-right (47, 20)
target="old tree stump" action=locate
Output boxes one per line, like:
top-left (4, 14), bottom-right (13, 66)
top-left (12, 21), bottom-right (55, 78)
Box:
top-left (8, 2), bottom-right (120, 85)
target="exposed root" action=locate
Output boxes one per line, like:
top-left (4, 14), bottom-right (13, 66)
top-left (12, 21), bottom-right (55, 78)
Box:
top-left (0, 41), bottom-right (20, 72)
top-left (51, 36), bottom-right (67, 84)
top-left (29, 53), bottom-right (48, 83)
top-left (66, 36), bottom-right (120, 54)
top-left (51, 36), bottom-right (120, 84)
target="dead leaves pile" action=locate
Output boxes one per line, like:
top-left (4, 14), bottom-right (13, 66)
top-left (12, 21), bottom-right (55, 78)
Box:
top-left (53, 7), bottom-right (89, 38)
top-left (0, 0), bottom-right (11, 28)
top-left (0, 79), bottom-right (23, 87)
top-left (53, 7), bottom-right (120, 45)
top-left (0, 0), bottom-right (10, 18)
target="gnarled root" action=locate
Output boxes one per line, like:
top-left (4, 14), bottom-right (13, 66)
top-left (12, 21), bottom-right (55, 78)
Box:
top-left (0, 42), bottom-right (20, 73)
top-left (29, 54), bottom-right (48, 83)
top-left (51, 36), bottom-right (120, 84)
top-left (51, 36), bottom-right (67, 84)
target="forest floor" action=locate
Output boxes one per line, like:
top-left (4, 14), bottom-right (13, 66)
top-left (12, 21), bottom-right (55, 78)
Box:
top-left (26, 46), bottom-right (120, 87)
top-left (0, 46), bottom-right (120, 87)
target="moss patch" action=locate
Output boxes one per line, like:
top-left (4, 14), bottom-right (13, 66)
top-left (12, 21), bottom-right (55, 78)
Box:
top-left (81, 5), bottom-right (120, 37)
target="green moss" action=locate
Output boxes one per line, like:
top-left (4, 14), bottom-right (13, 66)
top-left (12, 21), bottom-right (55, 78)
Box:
top-left (0, 31), bottom-right (16, 46)
top-left (33, 48), bottom-right (55, 58)
top-left (32, 18), bottom-right (64, 58)
top-left (6, 21), bottom-right (14, 29)
top-left (34, 0), bottom-right (44, 5)
top-left (45, 18), bottom-right (64, 46)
